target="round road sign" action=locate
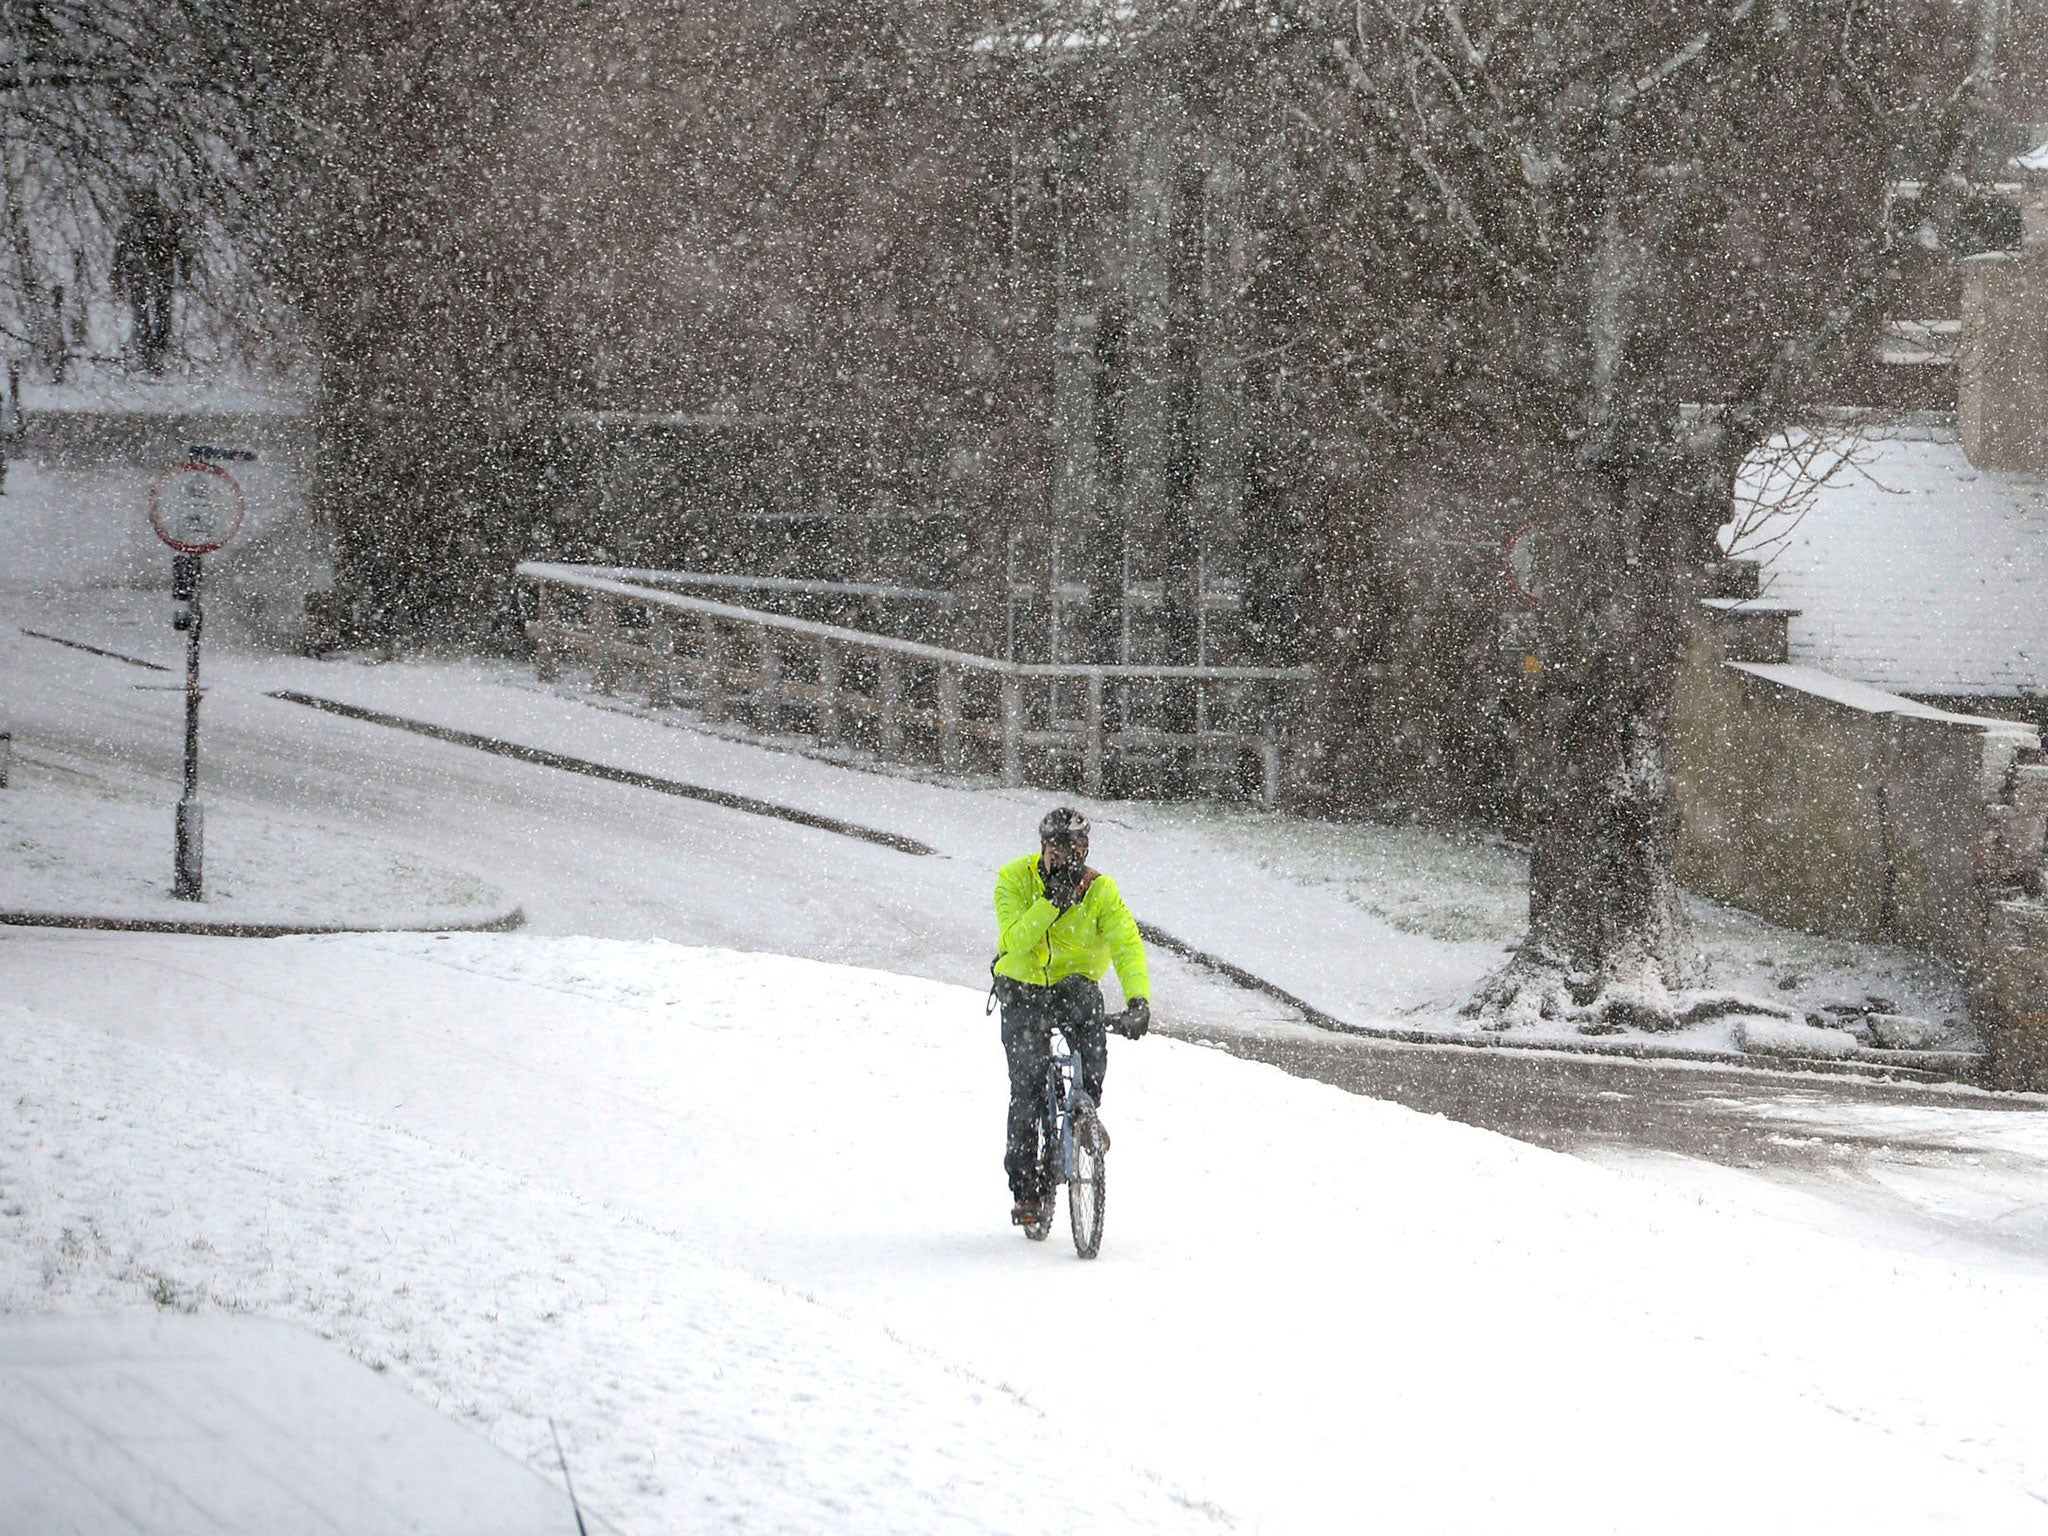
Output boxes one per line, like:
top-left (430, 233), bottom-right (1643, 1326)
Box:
top-left (149, 460), bottom-right (246, 555)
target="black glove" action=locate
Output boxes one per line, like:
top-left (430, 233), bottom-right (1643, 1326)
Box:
top-left (1113, 998), bottom-right (1151, 1039)
top-left (1042, 860), bottom-right (1081, 910)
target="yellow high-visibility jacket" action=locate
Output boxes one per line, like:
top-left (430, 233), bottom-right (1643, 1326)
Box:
top-left (992, 853), bottom-right (1150, 1000)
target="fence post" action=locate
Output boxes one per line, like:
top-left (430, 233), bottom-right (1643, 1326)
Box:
top-left (879, 656), bottom-right (905, 760)
top-left (592, 596), bottom-right (620, 696)
top-left (1259, 691), bottom-right (1282, 810)
top-left (755, 625), bottom-right (781, 734)
top-left (700, 616), bottom-right (728, 720)
top-left (1083, 671), bottom-right (1104, 796)
top-left (534, 583), bottom-right (560, 683)
top-left (938, 665), bottom-right (963, 772)
top-left (1001, 673), bottom-right (1023, 787)
top-left (648, 611), bottom-right (676, 708)
top-left (817, 638), bottom-right (841, 748)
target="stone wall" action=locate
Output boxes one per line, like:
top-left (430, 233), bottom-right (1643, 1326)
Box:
top-left (1672, 601), bottom-right (2041, 965)
top-left (19, 399), bottom-right (320, 647)
top-left (1957, 157), bottom-right (2047, 475)
top-left (1986, 899), bottom-right (2048, 1088)
top-left (1959, 253), bottom-right (2048, 474)
top-left (1672, 598), bottom-right (2048, 1084)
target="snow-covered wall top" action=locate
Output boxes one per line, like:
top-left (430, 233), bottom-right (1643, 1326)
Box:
top-left (21, 375), bottom-right (309, 418)
top-left (1732, 427), bottom-right (2048, 697)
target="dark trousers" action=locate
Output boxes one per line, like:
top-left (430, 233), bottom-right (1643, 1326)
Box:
top-left (998, 974), bottom-right (1107, 1202)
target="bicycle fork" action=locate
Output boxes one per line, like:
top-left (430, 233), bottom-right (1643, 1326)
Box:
top-left (1046, 1051), bottom-right (1079, 1183)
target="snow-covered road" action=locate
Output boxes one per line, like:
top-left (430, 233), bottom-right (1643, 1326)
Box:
top-left (5, 592), bottom-right (2048, 1271)
top-left (9, 589), bottom-right (2048, 1528)
top-left (8, 935), bottom-right (2048, 1533)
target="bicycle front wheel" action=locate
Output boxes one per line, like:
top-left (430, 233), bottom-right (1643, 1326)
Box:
top-left (1024, 1090), bottom-right (1057, 1242)
top-left (1068, 1100), bottom-right (1106, 1259)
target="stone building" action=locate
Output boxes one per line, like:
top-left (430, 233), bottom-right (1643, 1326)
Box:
top-left (1960, 144), bottom-right (2048, 473)
top-left (978, 98), bottom-right (1302, 680)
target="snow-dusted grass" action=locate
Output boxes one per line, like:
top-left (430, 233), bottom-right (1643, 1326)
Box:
top-left (4, 935), bottom-right (2047, 1532)
top-left (1137, 798), bottom-right (1973, 1050)
top-left (1689, 886), bottom-right (1974, 1047)
top-left (1, 745), bottom-right (508, 928)
top-left (1139, 802), bottom-right (1529, 945)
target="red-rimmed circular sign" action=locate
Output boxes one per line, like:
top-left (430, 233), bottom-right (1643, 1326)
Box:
top-left (149, 460), bottom-right (245, 554)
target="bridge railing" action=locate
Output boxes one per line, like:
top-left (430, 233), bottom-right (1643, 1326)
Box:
top-left (516, 562), bottom-right (1313, 806)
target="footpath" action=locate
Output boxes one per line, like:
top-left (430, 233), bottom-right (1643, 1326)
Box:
top-left (1, 737), bottom-right (518, 936)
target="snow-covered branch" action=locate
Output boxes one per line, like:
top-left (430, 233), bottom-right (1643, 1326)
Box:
top-left (1601, 0), bottom-right (1757, 118)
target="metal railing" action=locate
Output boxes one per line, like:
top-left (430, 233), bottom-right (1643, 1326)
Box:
top-left (594, 566), bottom-right (955, 607)
top-left (517, 562), bottom-right (1313, 806)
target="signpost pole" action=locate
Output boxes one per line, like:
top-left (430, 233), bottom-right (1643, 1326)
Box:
top-left (151, 457), bottom-right (243, 903)
top-left (173, 551), bottom-right (205, 900)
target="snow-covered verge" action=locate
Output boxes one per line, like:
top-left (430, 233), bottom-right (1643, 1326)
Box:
top-left (1, 744), bottom-right (511, 930)
top-left (1139, 801), bottom-right (1974, 1053)
top-left (4, 934), bottom-right (2047, 1533)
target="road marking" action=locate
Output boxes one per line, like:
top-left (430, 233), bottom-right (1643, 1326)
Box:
top-left (0, 906), bottom-right (525, 938)
top-left (264, 690), bottom-right (937, 857)
top-left (19, 629), bottom-right (170, 672)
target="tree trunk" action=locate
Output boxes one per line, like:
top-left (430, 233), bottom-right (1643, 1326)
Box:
top-left (1470, 453), bottom-right (1710, 1031)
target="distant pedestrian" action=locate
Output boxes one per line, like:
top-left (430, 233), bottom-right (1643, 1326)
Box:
top-left (112, 190), bottom-right (190, 375)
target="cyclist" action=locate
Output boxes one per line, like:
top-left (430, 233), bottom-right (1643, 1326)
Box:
top-left (991, 806), bottom-right (1150, 1229)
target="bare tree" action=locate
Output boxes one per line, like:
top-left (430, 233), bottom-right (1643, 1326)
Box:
top-left (1720, 426), bottom-right (1871, 579)
top-left (0, 1), bottom-right (278, 375)
top-left (249, 0), bottom-right (1024, 641)
top-left (1199, 0), bottom-right (2008, 1027)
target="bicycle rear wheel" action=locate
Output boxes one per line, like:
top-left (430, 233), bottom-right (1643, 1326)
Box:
top-left (1068, 1099), bottom-right (1106, 1259)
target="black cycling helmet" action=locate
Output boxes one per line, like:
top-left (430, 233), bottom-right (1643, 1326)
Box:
top-left (1038, 806), bottom-right (1091, 847)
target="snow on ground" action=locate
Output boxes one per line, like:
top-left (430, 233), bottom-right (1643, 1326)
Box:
top-left (287, 645), bottom-right (1977, 1052)
top-left (2, 743), bottom-right (510, 927)
top-left (1591, 1088), bottom-right (2048, 1279)
top-left (8, 589), bottom-right (2048, 1527)
top-left (1141, 800), bottom-right (1973, 1048)
top-left (4, 934), bottom-right (2048, 1533)
top-left (0, 989), bottom-right (1205, 1533)
top-left (0, 589), bottom-right (1975, 1055)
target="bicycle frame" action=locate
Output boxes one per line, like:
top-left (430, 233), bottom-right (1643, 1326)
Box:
top-left (1043, 1031), bottom-right (1086, 1184)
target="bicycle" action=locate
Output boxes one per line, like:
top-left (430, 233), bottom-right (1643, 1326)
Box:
top-left (1021, 1025), bottom-right (1109, 1259)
